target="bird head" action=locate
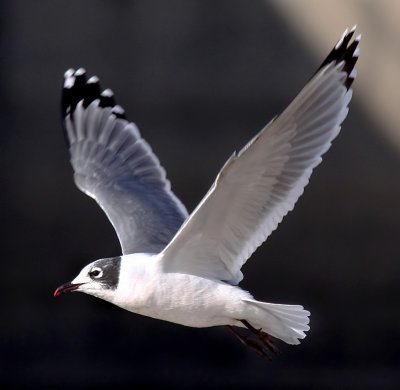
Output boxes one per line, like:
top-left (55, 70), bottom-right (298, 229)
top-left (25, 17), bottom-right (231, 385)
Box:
top-left (54, 257), bottom-right (121, 301)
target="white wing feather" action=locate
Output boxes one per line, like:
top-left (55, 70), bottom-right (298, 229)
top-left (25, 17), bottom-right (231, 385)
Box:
top-left (160, 32), bottom-right (359, 284)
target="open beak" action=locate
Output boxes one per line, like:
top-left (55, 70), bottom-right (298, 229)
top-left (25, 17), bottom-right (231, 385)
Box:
top-left (54, 282), bottom-right (85, 297)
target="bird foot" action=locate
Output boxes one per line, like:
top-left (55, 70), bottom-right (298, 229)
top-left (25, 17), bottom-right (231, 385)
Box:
top-left (241, 319), bottom-right (279, 355)
top-left (227, 320), bottom-right (279, 360)
top-left (227, 325), bottom-right (271, 360)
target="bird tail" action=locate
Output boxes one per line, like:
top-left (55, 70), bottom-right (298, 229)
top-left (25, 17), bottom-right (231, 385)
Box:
top-left (241, 298), bottom-right (310, 345)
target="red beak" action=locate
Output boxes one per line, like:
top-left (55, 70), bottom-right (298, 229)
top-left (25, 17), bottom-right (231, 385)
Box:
top-left (54, 282), bottom-right (84, 297)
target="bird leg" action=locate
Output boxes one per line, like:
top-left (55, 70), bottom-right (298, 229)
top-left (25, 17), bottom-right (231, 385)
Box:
top-left (227, 320), bottom-right (279, 360)
top-left (240, 319), bottom-right (279, 355)
top-left (227, 325), bottom-right (271, 360)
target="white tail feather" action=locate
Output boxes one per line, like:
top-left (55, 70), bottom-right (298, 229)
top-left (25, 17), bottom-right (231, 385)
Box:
top-left (242, 299), bottom-right (310, 345)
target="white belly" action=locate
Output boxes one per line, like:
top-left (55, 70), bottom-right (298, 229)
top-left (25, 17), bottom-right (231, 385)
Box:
top-left (114, 270), bottom-right (250, 328)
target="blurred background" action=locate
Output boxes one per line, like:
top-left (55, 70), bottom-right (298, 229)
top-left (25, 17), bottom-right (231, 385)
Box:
top-left (1, 0), bottom-right (400, 388)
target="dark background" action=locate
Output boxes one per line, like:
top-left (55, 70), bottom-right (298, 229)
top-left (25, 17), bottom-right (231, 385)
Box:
top-left (1, 1), bottom-right (400, 388)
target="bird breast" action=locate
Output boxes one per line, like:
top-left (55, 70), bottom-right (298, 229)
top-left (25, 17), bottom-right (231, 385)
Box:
top-left (113, 255), bottom-right (248, 327)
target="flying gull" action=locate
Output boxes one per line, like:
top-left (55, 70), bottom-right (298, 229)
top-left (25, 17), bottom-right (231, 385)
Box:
top-left (54, 27), bottom-right (360, 358)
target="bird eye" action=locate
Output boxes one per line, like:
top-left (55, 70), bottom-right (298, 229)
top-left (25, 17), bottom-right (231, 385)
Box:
top-left (89, 267), bottom-right (103, 279)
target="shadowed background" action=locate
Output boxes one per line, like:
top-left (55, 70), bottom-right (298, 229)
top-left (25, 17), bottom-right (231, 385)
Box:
top-left (1, 0), bottom-right (400, 388)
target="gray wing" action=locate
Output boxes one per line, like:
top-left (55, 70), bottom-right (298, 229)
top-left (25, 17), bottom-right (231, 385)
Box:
top-left (62, 69), bottom-right (188, 254)
top-left (160, 28), bottom-right (360, 284)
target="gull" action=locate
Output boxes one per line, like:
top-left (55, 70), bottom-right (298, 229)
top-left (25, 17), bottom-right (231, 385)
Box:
top-left (54, 28), bottom-right (360, 358)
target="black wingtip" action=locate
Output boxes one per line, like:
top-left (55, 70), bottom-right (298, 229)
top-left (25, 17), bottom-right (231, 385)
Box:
top-left (316, 27), bottom-right (360, 90)
top-left (61, 68), bottom-right (127, 147)
top-left (61, 68), bottom-right (127, 124)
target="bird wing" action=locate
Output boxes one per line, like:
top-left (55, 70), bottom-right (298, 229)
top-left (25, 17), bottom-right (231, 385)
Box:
top-left (159, 28), bottom-right (360, 284)
top-left (62, 69), bottom-right (188, 254)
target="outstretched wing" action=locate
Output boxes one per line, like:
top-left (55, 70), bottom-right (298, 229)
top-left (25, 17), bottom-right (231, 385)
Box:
top-left (62, 69), bottom-right (188, 254)
top-left (159, 28), bottom-right (360, 284)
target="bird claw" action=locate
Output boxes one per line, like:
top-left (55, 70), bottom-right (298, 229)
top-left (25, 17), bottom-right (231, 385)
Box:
top-left (240, 319), bottom-right (279, 355)
top-left (227, 320), bottom-right (279, 360)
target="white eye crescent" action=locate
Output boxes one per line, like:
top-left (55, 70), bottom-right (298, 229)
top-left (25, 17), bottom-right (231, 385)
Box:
top-left (89, 267), bottom-right (103, 279)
